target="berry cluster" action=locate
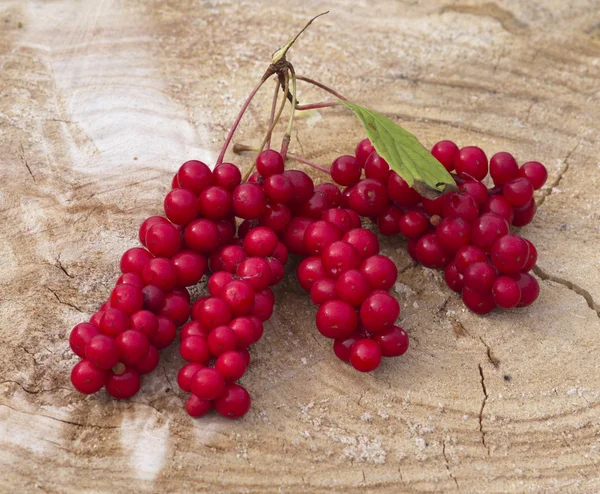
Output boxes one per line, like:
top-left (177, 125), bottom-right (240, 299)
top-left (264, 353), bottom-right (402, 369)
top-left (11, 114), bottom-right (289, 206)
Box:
top-left (326, 138), bottom-right (546, 314)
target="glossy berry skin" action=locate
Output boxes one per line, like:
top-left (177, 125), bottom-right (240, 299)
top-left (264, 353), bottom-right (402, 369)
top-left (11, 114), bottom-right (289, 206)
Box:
top-left (463, 262), bottom-right (497, 294)
top-left (442, 193), bottom-right (479, 222)
top-left (462, 287), bottom-right (496, 314)
top-left (116, 330), bottom-right (150, 366)
top-left (260, 202), bottom-right (292, 233)
top-left (454, 245), bottom-right (487, 274)
top-left (492, 276), bottom-right (521, 309)
top-left (85, 334), bottom-right (119, 370)
top-left (299, 191), bottom-right (332, 220)
top-left (459, 180), bottom-right (488, 205)
top-left (362, 153), bottom-right (389, 185)
top-left (512, 198), bottom-right (537, 227)
top-left (435, 217), bottom-right (472, 254)
top-left (513, 272), bottom-right (540, 307)
top-left (360, 255), bottom-right (397, 291)
top-left (213, 162), bottom-right (242, 191)
top-left (106, 368), bottom-right (141, 399)
top-left (192, 297), bottom-right (232, 330)
top-left (191, 368), bottom-right (225, 401)
top-left (522, 239), bottom-right (537, 272)
top-left (518, 161), bottom-right (547, 190)
top-left (316, 300), bottom-right (358, 339)
top-left (349, 179), bottom-right (389, 216)
top-left (377, 205), bottom-right (403, 236)
top-left (233, 183), bottom-right (266, 219)
top-left (70, 323), bottom-right (99, 358)
top-left (315, 183), bottom-right (341, 207)
top-left (177, 160), bottom-right (213, 195)
top-left (444, 262), bottom-right (464, 293)
top-left (151, 317), bottom-right (177, 349)
top-left (207, 326), bottom-right (238, 356)
top-left (374, 326), bottom-right (409, 357)
top-left (335, 270), bottom-right (372, 307)
top-left (214, 383), bottom-right (251, 419)
top-left (110, 284), bottom-right (143, 315)
top-left (180, 320), bottom-right (211, 340)
top-left (359, 291), bottom-right (400, 333)
top-left (342, 228), bottom-right (379, 260)
top-left (310, 278), bottom-right (337, 305)
top-left (134, 346), bottom-right (159, 375)
top-left (490, 234), bottom-right (529, 274)
top-left (164, 188), bottom-right (198, 225)
top-left (263, 174), bottom-right (293, 203)
top-left (355, 138), bottom-right (375, 167)
top-left (256, 150), bottom-right (284, 177)
top-left (99, 308), bottom-right (129, 338)
top-left (145, 222), bottom-right (181, 258)
top-left (422, 195), bottom-right (444, 216)
top-left (481, 196), bottom-right (514, 224)
top-left (244, 227), bottom-right (278, 257)
top-left (471, 214), bottom-right (510, 251)
top-left (236, 257), bottom-right (272, 291)
top-left (180, 336), bottom-right (210, 363)
top-left (322, 241), bottom-right (361, 278)
top-left (221, 280), bottom-right (255, 317)
top-left (171, 250), bottom-right (207, 287)
top-left (142, 258), bottom-right (177, 292)
top-left (71, 360), bottom-right (108, 394)
top-left (415, 233), bottom-right (450, 269)
top-left (216, 245), bottom-right (248, 273)
top-left (490, 152), bottom-right (519, 185)
top-left (399, 211), bottom-right (429, 239)
top-left (283, 216), bottom-right (314, 257)
top-left (185, 395), bottom-right (213, 418)
top-left (117, 272), bottom-right (145, 289)
top-left (216, 351), bottom-right (248, 381)
top-left (229, 317), bottom-right (260, 347)
top-left (454, 146), bottom-right (488, 181)
top-left (283, 170), bottom-right (314, 207)
top-left (198, 186), bottom-right (233, 220)
top-left (141, 285), bottom-right (166, 313)
top-left (120, 247), bottom-right (153, 275)
top-left (178, 363), bottom-right (205, 392)
top-left (503, 178), bottom-right (534, 207)
top-left (304, 221), bottom-right (342, 256)
top-left (431, 140), bottom-right (458, 172)
top-left (387, 172), bottom-right (421, 206)
top-left (297, 257), bottom-right (326, 292)
top-left (349, 339), bottom-right (382, 372)
top-left (333, 334), bottom-right (359, 361)
top-left (139, 216), bottom-right (170, 246)
top-left (331, 155), bottom-right (362, 186)
top-left (184, 218), bottom-right (220, 253)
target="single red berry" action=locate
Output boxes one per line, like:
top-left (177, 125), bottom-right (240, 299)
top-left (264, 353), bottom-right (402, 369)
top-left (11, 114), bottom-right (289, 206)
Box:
top-left (503, 178), bottom-right (534, 207)
top-left (207, 326), bottom-right (238, 356)
top-left (359, 291), bottom-right (400, 333)
top-left (184, 218), bottom-right (219, 253)
top-left (244, 226), bottom-right (278, 257)
top-left (151, 316), bottom-right (177, 349)
top-left (117, 272), bottom-right (145, 289)
top-left (272, 242), bottom-right (288, 264)
top-left (387, 172), bottom-right (421, 206)
top-left (490, 234), bottom-right (529, 274)
top-left (71, 360), bottom-right (107, 394)
top-left (106, 368), bottom-right (141, 399)
top-left (297, 257), bottom-right (326, 292)
top-left (85, 334), bottom-right (119, 370)
top-left (236, 257), bottom-right (272, 291)
top-left (304, 221), bottom-right (342, 256)
top-left (213, 162), bottom-right (241, 191)
top-left (198, 185), bottom-right (233, 220)
top-left (490, 152), bottom-right (519, 185)
top-left (141, 285), bottom-right (166, 313)
top-left (442, 193), bottom-right (479, 222)
top-left (492, 276), bottom-right (521, 308)
top-left (164, 188), bottom-right (199, 225)
top-left (398, 211), bottom-right (429, 239)
top-left (180, 335), bottom-right (210, 363)
top-left (316, 300), bottom-right (359, 339)
top-left (364, 152), bottom-right (390, 183)
top-left (191, 368), bottom-right (226, 400)
top-left (462, 287), bottom-right (496, 314)
top-left (454, 245), bottom-right (487, 274)
top-left (120, 247), bottom-right (153, 275)
top-left (171, 250), bottom-right (207, 287)
top-left (116, 330), bottom-right (150, 366)
top-left (142, 258), bottom-right (177, 291)
top-left (221, 280), bottom-right (255, 317)
top-left (459, 180), bottom-right (488, 205)
top-left (310, 278), bottom-right (337, 305)
top-left (145, 222), bottom-right (181, 258)
top-left (377, 205), bottom-right (403, 236)
top-left (283, 170), bottom-right (315, 207)
top-left (322, 241), bottom-right (361, 279)
top-left (110, 284), bottom-right (143, 315)
top-left (518, 161), bottom-right (547, 190)
top-left (522, 239), bottom-right (537, 272)
top-left (229, 316), bottom-right (259, 347)
top-left (252, 289), bottom-right (275, 321)
top-left (233, 183), bottom-right (266, 219)
top-left (444, 262), bottom-right (464, 293)
top-left (214, 383), bottom-right (251, 419)
top-left (130, 310), bottom-right (159, 339)
top-left (463, 261), bottom-right (497, 294)
top-left (178, 362), bottom-right (205, 392)
top-left (256, 150), bottom-right (284, 177)
top-left (177, 160), bottom-right (213, 194)
top-left (360, 255), bottom-right (398, 291)
top-left (512, 198), bottom-right (537, 227)
top-left (70, 322), bottom-right (99, 358)
top-left (192, 297), bottom-right (232, 330)
top-left (331, 155), bottom-right (362, 186)
top-left (471, 214), bottom-right (510, 251)
top-left (349, 179), bottom-right (389, 216)
top-left (157, 292), bottom-right (190, 326)
top-left (335, 269), bottom-right (372, 307)
top-left (374, 326), bottom-right (409, 357)
top-left (139, 216), bottom-right (170, 246)
top-left (134, 345), bottom-right (159, 375)
top-left (481, 195), bottom-right (514, 224)
top-left (349, 339), bottom-right (382, 372)
top-left (333, 333), bottom-right (360, 361)
top-left (264, 174), bottom-right (293, 203)
top-left (99, 308), bottom-right (129, 338)
top-left (321, 208), bottom-right (352, 233)
top-left (180, 320), bottom-right (210, 340)
top-left (345, 209), bottom-right (362, 229)
top-left (265, 257), bottom-right (284, 285)
top-left (315, 183), bottom-right (341, 207)
top-left (186, 395), bottom-right (213, 418)
top-left (283, 216), bottom-right (314, 257)
top-left (513, 272), bottom-right (540, 307)
top-left (355, 139), bottom-right (375, 167)
top-left (454, 146), bottom-right (488, 181)
top-left (259, 201), bottom-right (292, 233)
top-left (342, 228), bottom-right (379, 260)
top-left (431, 140), bottom-right (459, 172)
top-left (216, 351), bottom-right (248, 381)
top-left (216, 217), bottom-right (236, 245)
top-left (298, 191), bottom-right (332, 219)
top-left (216, 245), bottom-right (248, 273)
top-left (422, 195), bottom-right (445, 216)
top-left (435, 217), bottom-right (472, 254)
top-left (415, 233), bottom-right (450, 269)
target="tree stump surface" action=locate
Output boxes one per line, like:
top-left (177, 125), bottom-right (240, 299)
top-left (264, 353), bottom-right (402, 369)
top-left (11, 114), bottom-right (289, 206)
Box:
top-left (1, 1), bottom-right (599, 492)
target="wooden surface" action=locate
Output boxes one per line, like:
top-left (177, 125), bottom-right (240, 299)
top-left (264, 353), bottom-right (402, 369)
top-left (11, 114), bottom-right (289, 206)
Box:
top-left (1, 1), bottom-right (600, 492)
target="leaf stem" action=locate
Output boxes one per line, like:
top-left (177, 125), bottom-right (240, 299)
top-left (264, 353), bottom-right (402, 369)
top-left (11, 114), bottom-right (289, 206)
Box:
top-left (280, 69), bottom-right (297, 160)
top-left (266, 78), bottom-right (280, 150)
top-left (295, 101), bottom-right (339, 111)
top-left (296, 74), bottom-right (348, 101)
top-left (287, 153), bottom-right (330, 175)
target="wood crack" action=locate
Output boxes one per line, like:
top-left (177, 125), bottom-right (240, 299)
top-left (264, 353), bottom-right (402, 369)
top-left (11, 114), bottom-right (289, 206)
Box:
top-left (479, 337), bottom-right (500, 368)
top-left (45, 286), bottom-right (85, 312)
top-left (19, 143), bottom-right (36, 183)
top-left (536, 138), bottom-right (581, 208)
top-left (533, 265), bottom-right (600, 319)
top-left (478, 364), bottom-right (490, 455)
top-left (442, 439), bottom-right (460, 491)
top-left (55, 255), bottom-right (74, 278)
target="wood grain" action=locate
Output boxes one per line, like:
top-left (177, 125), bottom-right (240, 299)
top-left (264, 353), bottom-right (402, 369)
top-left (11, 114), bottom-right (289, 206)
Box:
top-left (1, 0), bottom-right (600, 492)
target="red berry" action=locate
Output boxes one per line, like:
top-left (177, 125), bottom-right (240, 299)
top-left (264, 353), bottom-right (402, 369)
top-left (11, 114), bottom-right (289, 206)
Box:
top-left (462, 287), bottom-right (496, 314)
top-left (399, 211), bottom-right (429, 239)
top-left (145, 222), bottom-right (181, 258)
top-left (471, 214), bottom-right (510, 251)
top-left (322, 241), bottom-right (361, 279)
top-left (298, 191), bottom-right (331, 219)
top-left (360, 291), bottom-right (400, 333)
top-left (310, 278), bottom-right (337, 305)
top-left (463, 262), bottom-right (497, 294)
top-left (198, 186), bottom-right (233, 220)
top-left (512, 198), bottom-right (537, 227)
top-left (110, 284), bottom-right (143, 315)
top-left (177, 160), bottom-right (213, 195)
top-left (490, 152), bottom-right (519, 185)
top-left (349, 179), bottom-right (389, 216)
top-left (431, 140), bottom-right (458, 172)
top-left (141, 285), bottom-right (166, 313)
top-left (117, 272), bottom-right (145, 289)
top-left (139, 216), bottom-right (170, 246)
top-left (490, 234), bottom-right (529, 274)
top-left (164, 188), bottom-right (199, 225)
top-left (454, 245), bottom-right (487, 274)
top-left (85, 334), bottom-right (119, 370)
top-left (513, 272), bottom-right (540, 307)
top-left (387, 172), bottom-right (420, 206)
top-left (171, 250), bottom-right (207, 287)
top-left (151, 316), bottom-right (177, 349)
top-left (178, 363), bottom-right (205, 392)
top-left (355, 139), bottom-right (375, 167)
top-left (216, 351), bottom-right (248, 381)
top-left (442, 193), bottom-right (479, 222)
top-left (503, 178), bottom-right (534, 207)
top-left (283, 216), bottom-right (314, 257)
top-left (184, 218), bottom-right (220, 253)
top-left (518, 161), bottom-right (547, 190)
top-left (266, 257), bottom-right (285, 285)
top-left (263, 174), bottom-right (292, 204)
top-left (134, 345), bottom-right (159, 375)
top-left (191, 368), bottom-right (225, 400)
top-left (70, 323), bottom-right (99, 358)
top-left (349, 339), bottom-right (382, 372)
top-left (71, 360), bottom-right (107, 394)
top-left (180, 320), bottom-right (210, 340)
top-left (229, 317), bottom-right (259, 347)
top-left (422, 195), bottom-right (445, 216)
top-left (157, 292), bottom-right (190, 326)
top-left (304, 221), bottom-right (342, 256)
top-left (283, 170), bottom-right (314, 207)
top-left (243, 227), bottom-right (278, 257)
top-left (454, 146), bottom-right (488, 181)
top-left (106, 368), bottom-right (141, 399)
top-left (435, 217), bottom-right (472, 254)
top-left (444, 262), bottom-right (464, 293)
top-left (180, 335), bottom-right (210, 363)
top-left (333, 334), bottom-right (359, 361)
top-left (260, 201), bottom-right (292, 232)
top-left (364, 152), bottom-right (390, 183)
top-left (252, 288), bottom-right (275, 322)
top-left (186, 395), bottom-right (212, 418)
top-left (233, 183), bottom-right (266, 219)
top-left (213, 162), bottom-right (242, 191)
top-left (214, 383), bottom-right (251, 419)
top-left (216, 245), bottom-right (248, 273)
top-left (192, 297), bottom-right (232, 329)
top-left (374, 326), bottom-right (409, 357)
top-left (120, 247), bottom-right (153, 275)
top-left (360, 255), bottom-right (398, 291)
top-left (522, 239), bottom-right (537, 272)
top-left (142, 258), bottom-right (177, 291)
top-left (99, 308), bottom-right (129, 338)
top-left (346, 209), bottom-right (362, 229)
top-left (492, 276), bottom-right (521, 309)
top-left (255, 150), bottom-right (283, 177)
top-left (116, 330), bottom-right (150, 366)
top-left (459, 180), bottom-right (488, 205)
top-left (481, 195), bottom-right (514, 224)
top-left (331, 155), bottom-right (361, 186)
top-left (221, 280), bottom-right (255, 317)
top-left (207, 326), bottom-right (238, 356)
top-left (322, 208), bottom-right (353, 233)
top-left (297, 257), bottom-right (326, 292)
top-left (377, 205), bottom-right (403, 236)
top-left (315, 183), bottom-right (342, 207)
top-left (342, 228), bottom-right (379, 260)
top-left (316, 300), bottom-right (359, 339)
top-left (415, 233), bottom-right (450, 269)
top-left (335, 269), bottom-right (372, 307)
top-left (236, 257), bottom-right (272, 291)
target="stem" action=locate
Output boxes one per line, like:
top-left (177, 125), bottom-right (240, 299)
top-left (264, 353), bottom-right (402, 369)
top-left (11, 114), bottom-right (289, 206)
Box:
top-left (295, 101), bottom-right (339, 111)
top-left (280, 69), bottom-right (297, 160)
top-left (296, 74), bottom-right (348, 101)
top-left (216, 70), bottom-right (273, 166)
top-left (233, 143), bottom-right (259, 154)
top-left (287, 153), bottom-right (330, 175)
top-left (266, 78), bottom-right (279, 149)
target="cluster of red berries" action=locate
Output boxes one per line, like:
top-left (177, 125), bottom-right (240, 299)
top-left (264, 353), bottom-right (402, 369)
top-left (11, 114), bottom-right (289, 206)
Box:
top-left (326, 138), bottom-right (546, 314)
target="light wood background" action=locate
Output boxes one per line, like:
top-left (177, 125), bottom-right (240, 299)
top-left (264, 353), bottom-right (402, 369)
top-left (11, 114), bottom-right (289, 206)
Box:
top-left (1, 0), bottom-right (600, 492)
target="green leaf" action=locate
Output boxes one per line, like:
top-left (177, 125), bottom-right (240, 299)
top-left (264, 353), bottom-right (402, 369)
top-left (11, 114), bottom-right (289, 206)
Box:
top-left (340, 100), bottom-right (456, 198)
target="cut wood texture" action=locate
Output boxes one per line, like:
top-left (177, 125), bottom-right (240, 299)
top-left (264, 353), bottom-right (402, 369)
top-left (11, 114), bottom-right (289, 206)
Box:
top-left (1, 1), bottom-right (599, 492)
